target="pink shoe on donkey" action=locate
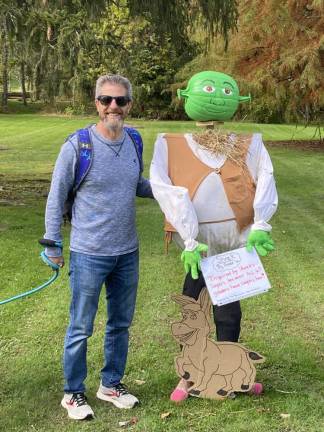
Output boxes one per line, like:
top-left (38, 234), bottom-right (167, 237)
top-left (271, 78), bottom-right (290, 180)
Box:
top-left (249, 382), bottom-right (263, 395)
top-left (170, 379), bottom-right (192, 403)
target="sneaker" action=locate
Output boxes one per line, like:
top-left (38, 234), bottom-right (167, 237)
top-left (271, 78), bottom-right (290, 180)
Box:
top-left (61, 393), bottom-right (94, 420)
top-left (96, 382), bottom-right (139, 409)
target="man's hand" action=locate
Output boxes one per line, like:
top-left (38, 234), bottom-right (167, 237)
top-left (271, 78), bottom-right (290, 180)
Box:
top-left (47, 255), bottom-right (65, 268)
top-left (246, 230), bottom-right (275, 256)
top-left (181, 243), bottom-right (208, 279)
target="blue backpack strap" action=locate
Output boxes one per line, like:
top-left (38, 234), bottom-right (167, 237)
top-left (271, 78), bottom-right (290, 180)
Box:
top-left (63, 126), bottom-right (93, 223)
top-left (73, 127), bottom-right (93, 192)
top-left (124, 126), bottom-right (143, 173)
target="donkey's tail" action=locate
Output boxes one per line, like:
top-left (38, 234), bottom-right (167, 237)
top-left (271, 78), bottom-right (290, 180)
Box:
top-left (248, 351), bottom-right (265, 363)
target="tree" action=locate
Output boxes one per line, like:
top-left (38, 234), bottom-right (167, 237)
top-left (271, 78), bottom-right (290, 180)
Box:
top-left (27, 0), bottom-right (109, 103)
top-left (0, 1), bottom-right (21, 112)
top-left (128, 0), bottom-right (239, 50)
top-left (1, 0), bottom-right (240, 115)
top-left (177, 0), bottom-right (324, 123)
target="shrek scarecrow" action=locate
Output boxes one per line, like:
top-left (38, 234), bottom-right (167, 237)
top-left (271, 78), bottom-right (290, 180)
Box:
top-left (150, 71), bottom-right (278, 402)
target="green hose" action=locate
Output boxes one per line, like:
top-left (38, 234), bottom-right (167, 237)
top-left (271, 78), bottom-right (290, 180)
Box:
top-left (0, 245), bottom-right (62, 306)
top-left (0, 269), bottom-right (59, 306)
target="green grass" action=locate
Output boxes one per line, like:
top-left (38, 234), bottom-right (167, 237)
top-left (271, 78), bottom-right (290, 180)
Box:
top-left (0, 116), bottom-right (323, 432)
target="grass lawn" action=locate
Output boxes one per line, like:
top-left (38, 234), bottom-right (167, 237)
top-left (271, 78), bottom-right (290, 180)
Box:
top-left (0, 115), bottom-right (323, 432)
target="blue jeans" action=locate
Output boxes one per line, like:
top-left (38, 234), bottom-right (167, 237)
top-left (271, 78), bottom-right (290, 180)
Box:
top-left (63, 249), bottom-right (139, 393)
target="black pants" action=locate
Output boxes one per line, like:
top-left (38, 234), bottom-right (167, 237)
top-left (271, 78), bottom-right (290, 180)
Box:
top-left (183, 271), bottom-right (241, 342)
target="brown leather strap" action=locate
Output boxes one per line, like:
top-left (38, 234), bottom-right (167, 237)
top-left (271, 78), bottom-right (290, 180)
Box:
top-left (198, 218), bottom-right (236, 225)
top-left (164, 231), bottom-right (173, 255)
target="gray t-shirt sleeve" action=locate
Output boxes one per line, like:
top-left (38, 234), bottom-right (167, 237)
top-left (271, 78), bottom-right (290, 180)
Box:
top-left (44, 139), bottom-right (77, 256)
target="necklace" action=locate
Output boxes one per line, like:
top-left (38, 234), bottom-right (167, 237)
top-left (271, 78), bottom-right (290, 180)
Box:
top-left (105, 134), bottom-right (126, 157)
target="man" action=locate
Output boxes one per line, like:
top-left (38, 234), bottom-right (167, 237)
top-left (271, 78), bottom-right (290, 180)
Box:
top-left (44, 74), bottom-right (153, 420)
top-left (150, 71), bottom-right (278, 402)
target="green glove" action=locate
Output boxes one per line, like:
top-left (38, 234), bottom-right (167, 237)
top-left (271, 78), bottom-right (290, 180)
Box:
top-left (181, 243), bottom-right (208, 279)
top-left (246, 230), bottom-right (275, 256)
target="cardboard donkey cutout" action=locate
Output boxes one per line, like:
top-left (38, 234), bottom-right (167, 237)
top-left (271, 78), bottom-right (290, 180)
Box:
top-left (171, 288), bottom-right (265, 400)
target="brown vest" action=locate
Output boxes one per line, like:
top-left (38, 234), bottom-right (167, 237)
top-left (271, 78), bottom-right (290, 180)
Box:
top-left (164, 133), bottom-right (256, 234)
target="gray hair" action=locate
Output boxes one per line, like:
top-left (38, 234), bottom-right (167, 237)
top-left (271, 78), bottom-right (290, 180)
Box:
top-left (95, 74), bottom-right (133, 100)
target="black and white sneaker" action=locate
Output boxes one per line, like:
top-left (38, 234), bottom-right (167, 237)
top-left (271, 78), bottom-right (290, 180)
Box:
top-left (97, 382), bottom-right (139, 409)
top-left (61, 392), bottom-right (94, 420)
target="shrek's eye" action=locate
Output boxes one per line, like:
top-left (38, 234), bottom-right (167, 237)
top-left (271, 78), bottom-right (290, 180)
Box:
top-left (222, 87), bottom-right (233, 95)
top-left (203, 85), bottom-right (215, 93)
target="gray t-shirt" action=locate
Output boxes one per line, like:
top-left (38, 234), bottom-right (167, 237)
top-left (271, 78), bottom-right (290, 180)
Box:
top-left (44, 125), bottom-right (152, 256)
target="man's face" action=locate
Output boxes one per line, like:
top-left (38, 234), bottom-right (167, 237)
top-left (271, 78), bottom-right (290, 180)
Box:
top-left (95, 83), bottom-right (132, 133)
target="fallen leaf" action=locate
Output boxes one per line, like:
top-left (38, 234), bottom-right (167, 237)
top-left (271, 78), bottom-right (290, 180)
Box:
top-left (161, 412), bottom-right (171, 420)
top-left (280, 413), bottom-right (291, 419)
top-left (275, 389), bottom-right (296, 394)
top-left (134, 379), bottom-right (146, 385)
top-left (118, 417), bottom-right (139, 428)
top-left (257, 407), bottom-right (271, 413)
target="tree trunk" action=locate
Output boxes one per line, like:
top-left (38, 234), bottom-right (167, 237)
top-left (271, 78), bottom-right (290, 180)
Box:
top-left (1, 20), bottom-right (9, 113)
top-left (34, 66), bottom-right (42, 101)
top-left (20, 61), bottom-right (28, 106)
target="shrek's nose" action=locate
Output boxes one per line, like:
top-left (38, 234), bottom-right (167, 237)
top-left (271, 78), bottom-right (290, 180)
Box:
top-left (210, 98), bottom-right (225, 106)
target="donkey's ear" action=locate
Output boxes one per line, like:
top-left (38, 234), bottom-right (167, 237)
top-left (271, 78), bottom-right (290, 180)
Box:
top-left (199, 288), bottom-right (212, 312)
top-left (172, 294), bottom-right (197, 307)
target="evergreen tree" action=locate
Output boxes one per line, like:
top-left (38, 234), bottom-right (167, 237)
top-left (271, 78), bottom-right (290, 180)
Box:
top-left (178, 0), bottom-right (324, 123)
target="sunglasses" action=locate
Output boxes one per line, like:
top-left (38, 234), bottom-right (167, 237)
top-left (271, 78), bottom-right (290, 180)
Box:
top-left (97, 95), bottom-right (130, 107)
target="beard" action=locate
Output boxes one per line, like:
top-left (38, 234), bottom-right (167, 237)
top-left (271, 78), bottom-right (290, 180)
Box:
top-left (100, 110), bottom-right (125, 134)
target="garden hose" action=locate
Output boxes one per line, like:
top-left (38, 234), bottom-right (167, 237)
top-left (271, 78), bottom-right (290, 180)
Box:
top-left (0, 239), bottom-right (62, 306)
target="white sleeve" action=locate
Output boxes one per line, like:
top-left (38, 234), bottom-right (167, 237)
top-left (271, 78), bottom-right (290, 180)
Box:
top-left (150, 134), bottom-right (199, 250)
top-left (247, 134), bottom-right (278, 232)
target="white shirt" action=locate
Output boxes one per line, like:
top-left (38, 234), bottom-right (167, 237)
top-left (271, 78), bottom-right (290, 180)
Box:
top-left (150, 133), bottom-right (278, 255)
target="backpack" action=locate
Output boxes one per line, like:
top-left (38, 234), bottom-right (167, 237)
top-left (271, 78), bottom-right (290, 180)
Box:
top-left (63, 125), bottom-right (144, 222)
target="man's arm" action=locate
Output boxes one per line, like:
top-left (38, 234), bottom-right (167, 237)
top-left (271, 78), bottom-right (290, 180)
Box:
top-left (44, 140), bottom-right (77, 260)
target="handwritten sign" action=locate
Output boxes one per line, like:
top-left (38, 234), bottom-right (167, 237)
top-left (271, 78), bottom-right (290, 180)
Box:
top-left (200, 247), bottom-right (271, 306)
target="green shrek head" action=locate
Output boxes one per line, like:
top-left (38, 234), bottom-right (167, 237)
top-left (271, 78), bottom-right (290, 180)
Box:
top-left (177, 71), bottom-right (251, 122)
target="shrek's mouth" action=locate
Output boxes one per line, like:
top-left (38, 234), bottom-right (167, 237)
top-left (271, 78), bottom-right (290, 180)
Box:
top-left (209, 99), bottom-right (226, 106)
